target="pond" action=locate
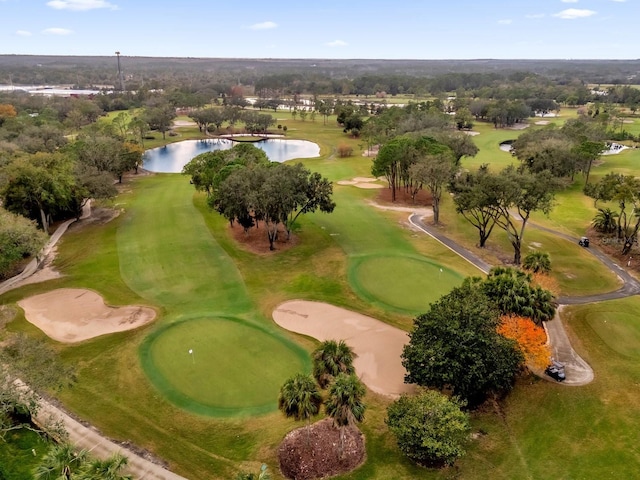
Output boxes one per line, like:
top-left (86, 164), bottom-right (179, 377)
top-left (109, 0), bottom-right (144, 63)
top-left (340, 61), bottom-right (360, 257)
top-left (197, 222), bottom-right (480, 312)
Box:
top-left (142, 138), bottom-right (320, 173)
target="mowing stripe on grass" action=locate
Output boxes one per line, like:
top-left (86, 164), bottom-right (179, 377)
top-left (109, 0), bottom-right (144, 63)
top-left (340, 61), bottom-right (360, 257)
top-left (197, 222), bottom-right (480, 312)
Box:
top-left (117, 175), bottom-right (252, 315)
top-left (117, 174), bottom-right (311, 416)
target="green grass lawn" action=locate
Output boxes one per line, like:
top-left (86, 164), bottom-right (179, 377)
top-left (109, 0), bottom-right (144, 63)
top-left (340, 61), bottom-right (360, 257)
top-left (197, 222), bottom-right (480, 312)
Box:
top-left (141, 316), bottom-right (309, 416)
top-left (458, 296), bottom-right (640, 479)
top-left (0, 428), bottom-right (49, 480)
top-left (5, 106), bottom-right (640, 479)
top-left (349, 254), bottom-right (463, 314)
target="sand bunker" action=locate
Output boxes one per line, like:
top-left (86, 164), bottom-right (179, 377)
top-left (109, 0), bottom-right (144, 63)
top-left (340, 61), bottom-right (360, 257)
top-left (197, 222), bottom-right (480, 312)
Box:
top-left (18, 288), bottom-right (156, 343)
top-left (464, 131), bottom-right (480, 136)
top-left (535, 120), bottom-right (551, 125)
top-left (337, 177), bottom-right (385, 189)
top-left (273, 300), bottom-right (415, 397)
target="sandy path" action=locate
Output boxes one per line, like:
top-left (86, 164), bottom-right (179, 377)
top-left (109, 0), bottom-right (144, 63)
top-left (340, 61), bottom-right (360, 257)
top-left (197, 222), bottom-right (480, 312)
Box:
top-left (18, 288), bottom-right (156, 343)
top-left (273, 300), bottom-right (415, 397)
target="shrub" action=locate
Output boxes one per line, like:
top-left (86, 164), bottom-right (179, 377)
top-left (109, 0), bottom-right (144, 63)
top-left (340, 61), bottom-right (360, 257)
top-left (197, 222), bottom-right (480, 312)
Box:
top-left (337, 143), bottom-right (354, 158)
top-left (522, 251), bottom-right (551, 274)
top-left (386, 390), bottom-right (470, 467)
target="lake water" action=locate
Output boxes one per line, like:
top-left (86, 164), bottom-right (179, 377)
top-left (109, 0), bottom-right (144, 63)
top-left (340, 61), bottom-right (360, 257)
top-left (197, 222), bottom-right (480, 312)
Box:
top-left (142, 139), bottom-right (320, 173)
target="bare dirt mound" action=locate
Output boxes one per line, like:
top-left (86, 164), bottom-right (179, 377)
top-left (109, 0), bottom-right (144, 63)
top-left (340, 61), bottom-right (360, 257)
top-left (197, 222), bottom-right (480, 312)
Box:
top-left (376, 185), bottom-right (432, 206)
top-left (18, 288), bottom-right (156, 343)
top-left (278, 418), bottom-right (365, 480)
top-left (229, 220), bottom-right (298, 254)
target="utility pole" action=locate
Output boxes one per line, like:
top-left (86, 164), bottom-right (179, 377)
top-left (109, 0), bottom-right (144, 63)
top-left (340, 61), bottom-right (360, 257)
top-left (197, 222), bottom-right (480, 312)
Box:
top-left (115, 51), bottom-right (124, 91)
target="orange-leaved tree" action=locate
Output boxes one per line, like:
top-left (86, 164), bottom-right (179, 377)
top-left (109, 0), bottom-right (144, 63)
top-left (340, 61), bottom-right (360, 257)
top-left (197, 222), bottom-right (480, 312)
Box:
top-left (497, 314), bottom-right (551, 370)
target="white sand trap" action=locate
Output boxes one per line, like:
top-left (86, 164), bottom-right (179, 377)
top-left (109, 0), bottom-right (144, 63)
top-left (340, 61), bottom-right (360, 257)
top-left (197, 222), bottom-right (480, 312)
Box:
top-left (172, 120), bottom-right (196, 127)
top-left (464, 131), bottom-right (480, 136)
top-left (352, 177), bottom-right (377, 183)
top-left (18, 288), bottom-right (156, 343)
top-left (339, 177), bottom-right (384, 189)
top-left (273, 300), bottom-right (415, 397)
top-left (535, 120), bottom-right (551, 125)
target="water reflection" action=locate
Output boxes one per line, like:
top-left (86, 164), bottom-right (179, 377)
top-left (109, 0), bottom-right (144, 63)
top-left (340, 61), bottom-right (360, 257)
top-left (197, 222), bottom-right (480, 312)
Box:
top-left (143, 139), bottom-right (320, 173)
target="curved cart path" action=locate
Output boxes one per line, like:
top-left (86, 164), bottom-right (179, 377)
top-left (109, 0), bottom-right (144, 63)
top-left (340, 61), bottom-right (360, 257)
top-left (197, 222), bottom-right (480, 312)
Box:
top-left (407, 213), bottom-right (640, 386)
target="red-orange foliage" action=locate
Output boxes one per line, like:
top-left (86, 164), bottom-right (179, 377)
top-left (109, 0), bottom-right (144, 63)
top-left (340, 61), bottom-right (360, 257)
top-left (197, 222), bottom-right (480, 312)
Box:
top-left (498, 314), bottom-right (551, 370)
top-left (0, 104), bottom-right (17, 118)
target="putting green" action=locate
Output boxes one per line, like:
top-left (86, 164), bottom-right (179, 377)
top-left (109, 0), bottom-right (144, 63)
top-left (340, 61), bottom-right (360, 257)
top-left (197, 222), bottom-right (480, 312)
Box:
top-left (349, 254), bottom-right (463, 314)
top-left (140, 316), bottom-right (309, 416)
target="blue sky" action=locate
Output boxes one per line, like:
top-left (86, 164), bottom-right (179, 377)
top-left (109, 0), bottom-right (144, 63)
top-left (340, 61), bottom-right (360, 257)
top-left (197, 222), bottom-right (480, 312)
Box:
top-left (1, 0), bottom-right (637, 59)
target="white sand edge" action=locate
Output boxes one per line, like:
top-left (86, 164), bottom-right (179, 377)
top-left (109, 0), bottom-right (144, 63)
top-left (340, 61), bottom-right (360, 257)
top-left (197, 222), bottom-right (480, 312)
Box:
top-left (273, 300), bottom-right (415, 397)
top-left (18, 288), bottom-right (156, 343)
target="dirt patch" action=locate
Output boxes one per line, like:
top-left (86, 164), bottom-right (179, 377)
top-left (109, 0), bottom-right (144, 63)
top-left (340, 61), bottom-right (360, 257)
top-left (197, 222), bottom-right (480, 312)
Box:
top-left (273, 300), bottom-right (415, 397)
top-left (229, 220), bottom-right (298, 255)
top-left (376, 185), bottom-right (433, 207)
top-left (18, 288), bottom-right (156, 343)
top-left (68, 207), bottom-right (121, 232)
top-left (278, 418), bottom-right (365, 480)
top-left (0, 305), bottom-right (17, 329)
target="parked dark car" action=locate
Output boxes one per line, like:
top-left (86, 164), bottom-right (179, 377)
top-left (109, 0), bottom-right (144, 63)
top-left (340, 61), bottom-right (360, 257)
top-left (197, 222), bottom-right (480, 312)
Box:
top-left (545, 360), bottom-right (566, 382)
top-left (578, 236), bottom-right (589, 247)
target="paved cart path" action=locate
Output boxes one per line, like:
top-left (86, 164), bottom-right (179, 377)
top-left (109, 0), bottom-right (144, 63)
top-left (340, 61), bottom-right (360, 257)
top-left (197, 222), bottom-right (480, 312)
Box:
top-left (408, 213), bottom-right (640, 386)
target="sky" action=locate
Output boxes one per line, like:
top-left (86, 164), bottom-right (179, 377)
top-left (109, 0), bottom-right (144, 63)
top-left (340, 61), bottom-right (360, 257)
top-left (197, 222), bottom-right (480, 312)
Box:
top-left (1, 0), bottom-right (637, 59)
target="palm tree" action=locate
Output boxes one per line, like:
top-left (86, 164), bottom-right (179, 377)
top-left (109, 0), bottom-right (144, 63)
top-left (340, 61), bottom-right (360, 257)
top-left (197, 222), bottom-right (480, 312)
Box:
top-left (325, 373), bottom-right (366, 454)
top-left (77, 452), bottom-right (132, 480)
top-left (312, 340), bottom-right (356, 389)
top-left (33, 443), bottom-right (88, 480)
top-left (522, 251), bottom-right (551, 274)
top-left (592, 207), bottom-right (619, 234)
top-left (278, 373), bottom-right (322, 434)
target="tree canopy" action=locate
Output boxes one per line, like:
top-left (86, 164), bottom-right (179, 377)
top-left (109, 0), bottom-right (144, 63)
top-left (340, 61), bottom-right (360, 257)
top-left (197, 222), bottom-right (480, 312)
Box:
top-left (386, 390), bottom-right (470, 467)
top-left (210, 161), bottom-right (335, 250)
top-left (312, 340), bottom-right (356, 389)
top-left (0, 208), bottom-right (47, 279)
top-left (402, 282), bottom-right (524, 406)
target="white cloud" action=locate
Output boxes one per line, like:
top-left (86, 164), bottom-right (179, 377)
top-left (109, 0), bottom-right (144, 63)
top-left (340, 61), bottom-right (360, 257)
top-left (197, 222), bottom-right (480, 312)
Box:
top-left (553, 8), bottom-right (596, 19)
top-left (561, 0), bottom-right (579, 3)
top-left (248, 21), bottom-right (277, 30)
top-left (46, 0), bottom-right (118, 11)
top-left (42, 27), bottom-right (73, 35)
top-left (525, 13), bottom-right (545, 18)
top-left (498, 19), bottom-right (512, 25)
top-left (326, 40), bottom-right (347, 47)
top-left (16, 30), bottom-right (32, 36)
